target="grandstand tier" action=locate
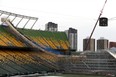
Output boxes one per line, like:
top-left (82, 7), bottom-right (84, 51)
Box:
top-left (0, 24), bottom-right (70, 53)
top-left (0, 49), bottom-right (58, 76)
top-left (18, 29), bottom-right (70, 51)
top-left (0, 19), bottom-right (69, 53)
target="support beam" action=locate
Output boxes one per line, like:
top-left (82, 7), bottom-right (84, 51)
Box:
top-left (22, 18), bottom-right (31, 29)
top-left (16, 17), bottom-right (24, 27)
top-left (30, 19), bottom-right (38, 29)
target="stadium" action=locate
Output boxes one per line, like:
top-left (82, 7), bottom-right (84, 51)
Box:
top-left (0, 10), bottom-right (116, 77)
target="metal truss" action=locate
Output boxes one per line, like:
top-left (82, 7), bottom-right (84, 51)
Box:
top-left (0, 10), bottom-right (38, 29)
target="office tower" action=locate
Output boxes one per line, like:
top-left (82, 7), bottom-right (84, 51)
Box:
top-left (97, 37), bottom-right (109, 50)
top-left (83, 37), bottom-right (95, 51)
top-left (65, 28), bottom-right (77, 51)
top-left (45, 22), bottom-right (58, 32)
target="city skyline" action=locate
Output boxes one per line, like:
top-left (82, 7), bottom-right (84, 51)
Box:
top-left (0, 0), bottom-right (116, 50)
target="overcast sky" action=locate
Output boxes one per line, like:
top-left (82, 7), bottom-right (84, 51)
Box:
top-left (0, 0), bottom-right (116, 50)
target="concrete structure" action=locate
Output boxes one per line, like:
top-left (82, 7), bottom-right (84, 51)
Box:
top-left (83, 37), bottom-right (95, 51)
top-left (59, 50), bottom-right (116, 75)
top-left (65, 28), bottom-right (77, 51)
top-left (97, 37), bottom-right (109, 50)
top-left (45, 22), bottom-right (58, 32)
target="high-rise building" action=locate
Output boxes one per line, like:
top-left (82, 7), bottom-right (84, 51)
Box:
top-left (45, 22), bottom-right (58, 32)
top-left (83, 37), bottom-right (95, 51)
top-left (97, 37), bottom-right (109, 50)
top-left (65, 28), bottom-right (77, 51)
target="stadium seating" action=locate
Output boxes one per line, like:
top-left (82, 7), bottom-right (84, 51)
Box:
top-left (0, 50), bottom-right (56, 75)
top-left (0, 11), bottom-right (75, 76)
top-left (0, 24), bottom-right (70, 76)
top-left (0, 26), bottom-right (26, 47)
top-left (18, 28), bottom-right (69, 51)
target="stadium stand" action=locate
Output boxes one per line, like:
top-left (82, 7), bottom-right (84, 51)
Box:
top-left (0, 25), bottom-right (26, 47)
top-left (0, 12), bottom-right (70, 76)
top-left (18, 28), bottom-right (70, 51)
top-left (0, 50), bottom-right (55, 76)
top-left (0, 20), bottom-right (62, 76)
